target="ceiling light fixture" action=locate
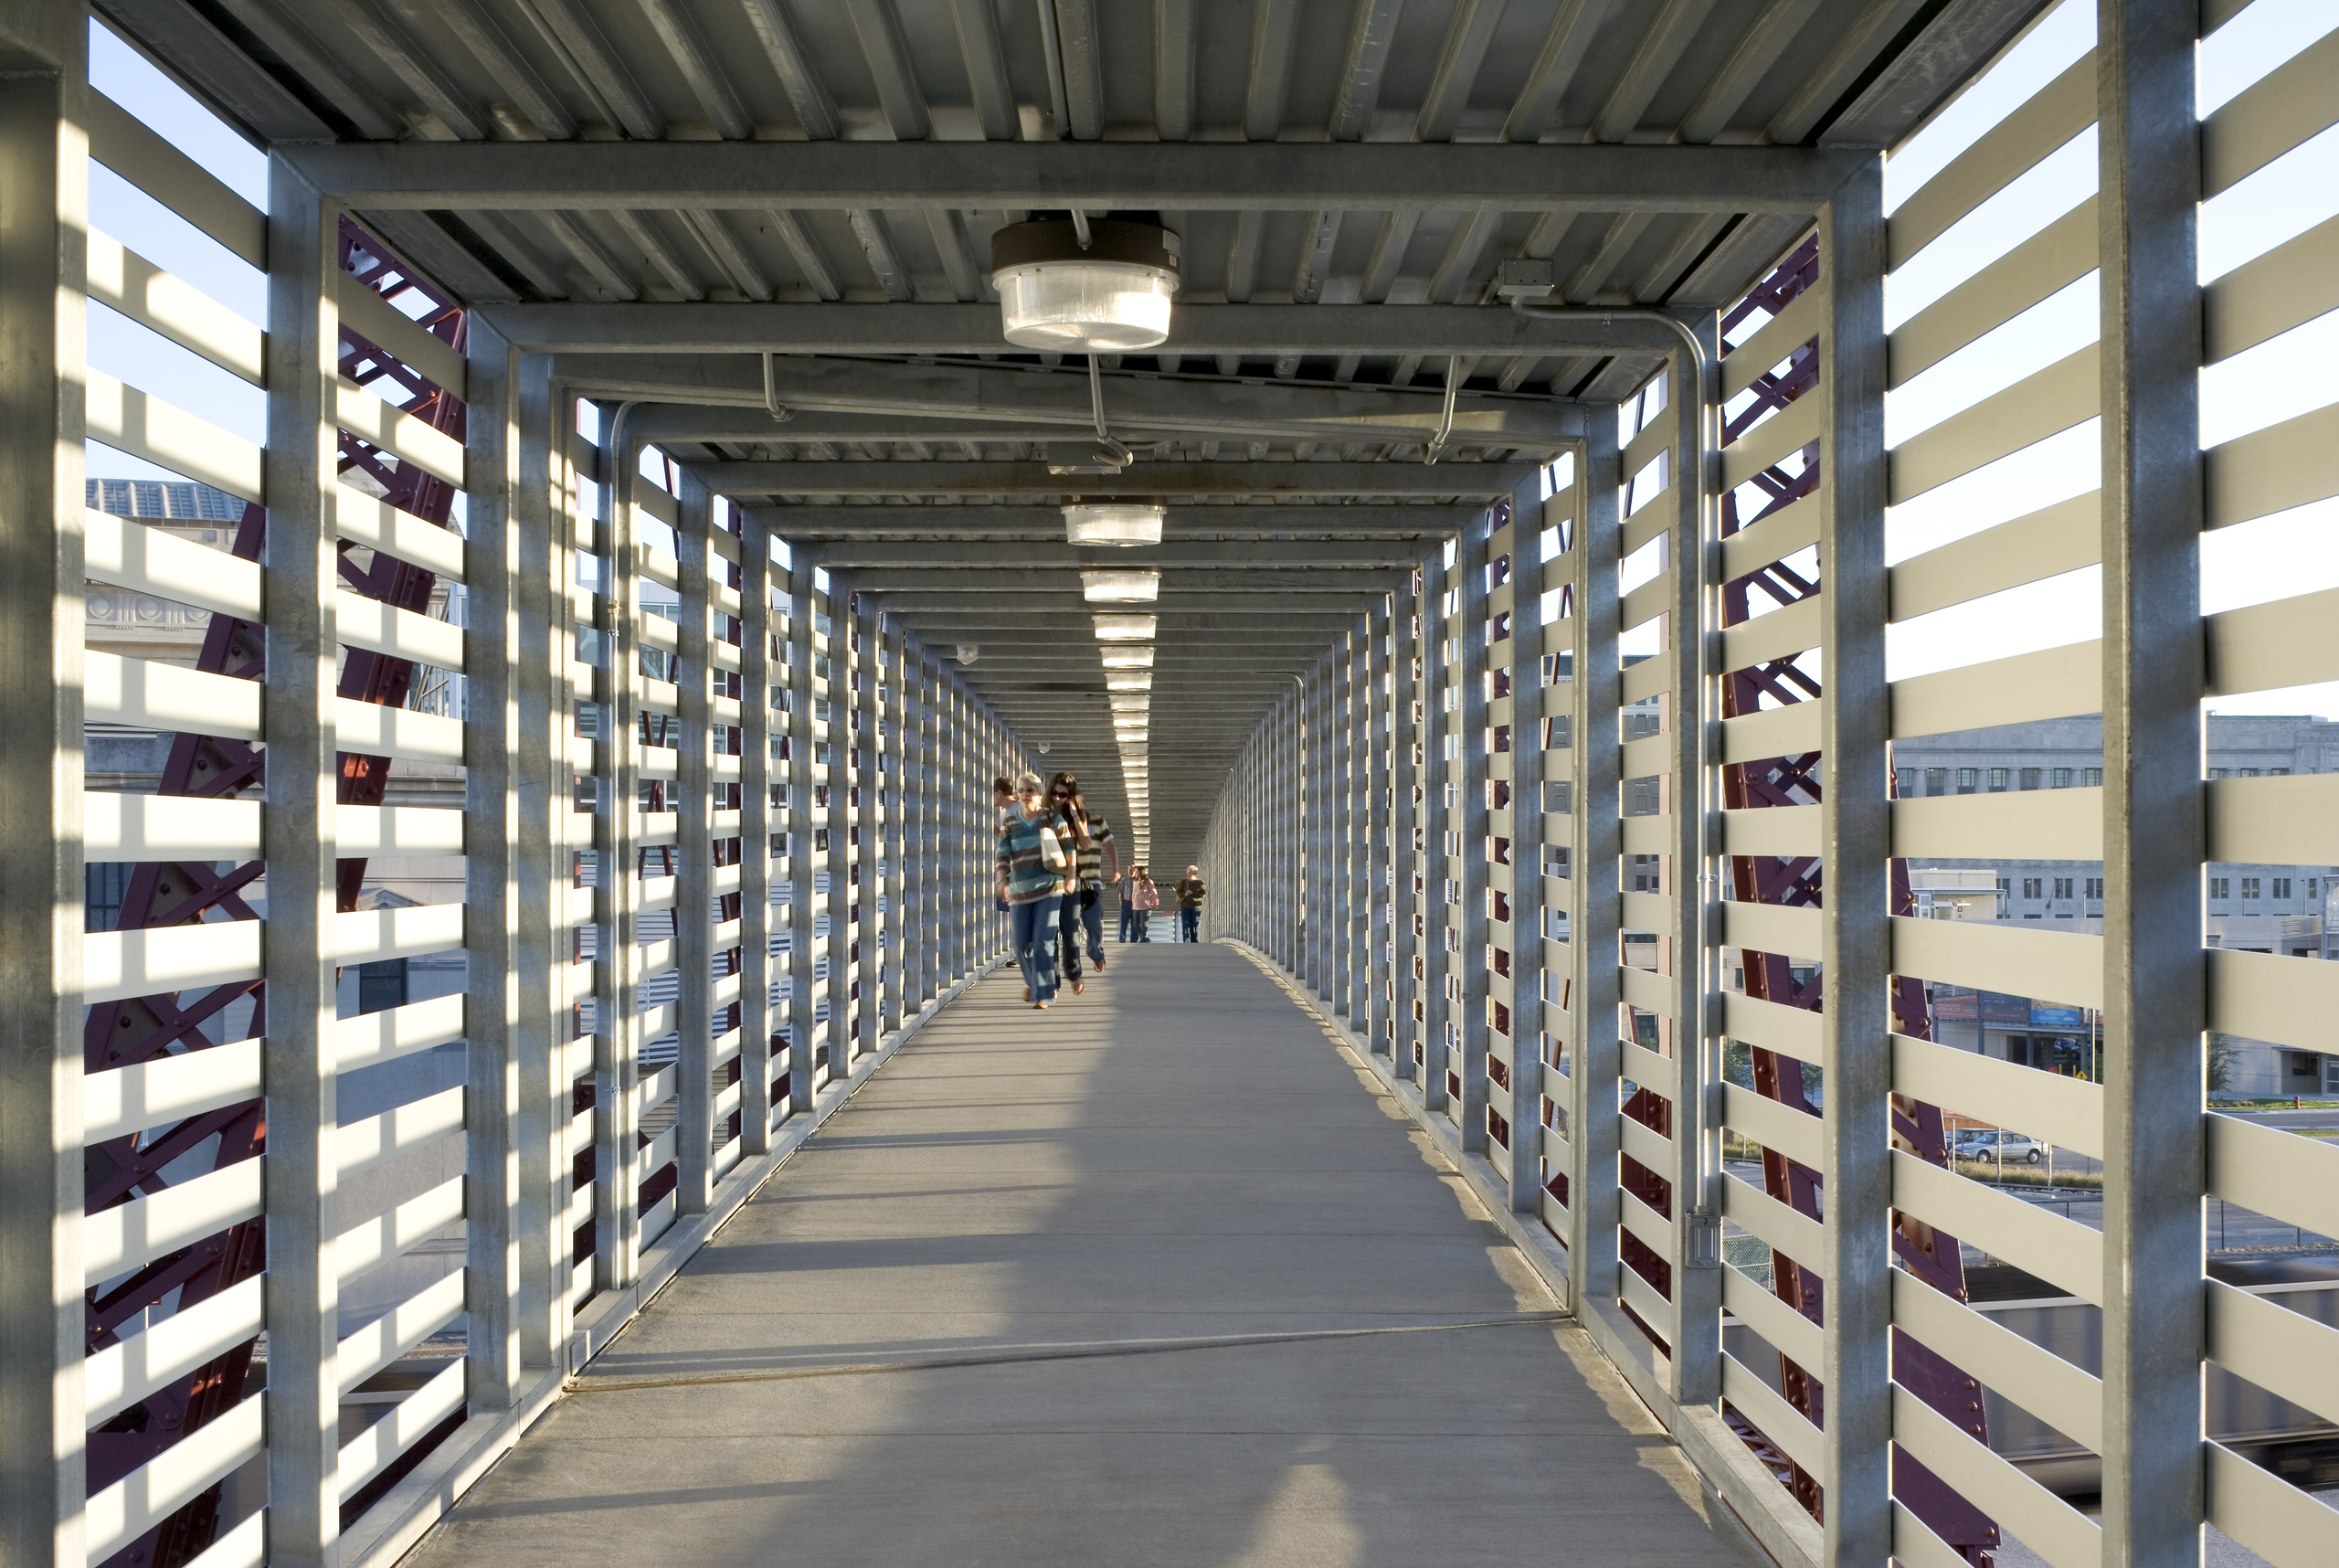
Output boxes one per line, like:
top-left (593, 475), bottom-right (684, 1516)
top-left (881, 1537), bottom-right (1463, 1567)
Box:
top-left (991, 214), bottom-right (1180, 353)
top-left (1064, 503), bottom-right (1165, 547)
top-left (1083, 568), bottom-right (1159, 604)
top-left (1106, 672), bottom-right (1152, 692)
top-left (1092, 614), bottom-right (1157, 641)
top-left (1099, 645), bottom-right (1155, 668)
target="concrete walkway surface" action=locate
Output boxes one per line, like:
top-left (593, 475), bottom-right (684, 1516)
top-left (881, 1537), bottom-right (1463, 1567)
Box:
top-left (407, 943), bottom-right (1758, 1567)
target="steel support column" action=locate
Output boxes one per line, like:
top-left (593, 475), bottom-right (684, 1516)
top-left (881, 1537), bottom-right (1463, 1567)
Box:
top-left (1816, 160), bottom-right (1893, 1563)
top-left (1333, 626), bottom-right (1356, 1020)
top-left (593, 405), bottom-right (642, 1292)
top-left (260, 157), bottom-right (344, 1568)
top-left (903, 644), bottom-right (929, 1016)
top-left (1393, 575), bottom-right (1421, 1084)
top-left (1666, 322), bottom-right (1722, 1410)
top-left (674, 470), bottom-right (716, 1213)
top-left (738, 512), bottom-right (775, 1152)
top-left (853, 602), bottom-right (884, 1057)
top-left (821, 580), bottom-right (852, 1078)
top-left (512, 352), bottom-right (567, 1373)
top-left (2097, 4), bottom-right (2207, 1562)
top-left (1423, 540), bottom-right (1455, 1117)
top-left (1567, 410), bottom-right (1623, 1319)
top-left (783, 557), bottom-right (818, 1118)
top-left (461, 315), bottom-right (524, 1406)
top-left (0, 17), bottom-right (88, 1562)
top-left (1365, 594), bottom-right (1393, 1056)
top-left (1455, 511), bottom-right (1492, 1155)
top-left (1505, 477), bottom-right (1548, 1211)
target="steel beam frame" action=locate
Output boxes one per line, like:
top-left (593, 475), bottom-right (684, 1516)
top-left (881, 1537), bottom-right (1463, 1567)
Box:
top-left (284, 138), bottom-right (1867, 213)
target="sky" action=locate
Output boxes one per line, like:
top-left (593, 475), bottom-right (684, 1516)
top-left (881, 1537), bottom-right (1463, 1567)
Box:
top-left (83, 4), bottom-right (2339, 723)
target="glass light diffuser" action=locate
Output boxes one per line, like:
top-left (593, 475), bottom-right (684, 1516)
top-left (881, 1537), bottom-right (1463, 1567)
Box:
top-left (1106, 672), bottom-right (1152, 691)
top-left (1098, 645), bottom-right (1154, 668)
top-left (1082, 568), bottom-right (1159, 603)
top-left (996, 263), bottom-right (1175, 352)
top-left (1093, 614), bottom-right (1157, 641)
top-left (1064, 503), bottom-right (1165, 547)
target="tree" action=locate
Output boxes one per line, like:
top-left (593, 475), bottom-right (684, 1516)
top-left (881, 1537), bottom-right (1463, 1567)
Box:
top-left (2207, 1033), bottom-right (2238, 1094)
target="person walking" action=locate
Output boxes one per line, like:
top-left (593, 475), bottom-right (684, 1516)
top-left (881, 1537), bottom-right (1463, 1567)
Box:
top-left (1045, 772), bottom-right (1096, 995)
top-left (1175, 864), bottom-right (1208, 943)
top-left (1052, 773), bottom-right (1118, 976)
top-left (991, 776), bottom-right (1016, 914)
top-left (1129, 866), bottom-right (1159, 941)
top-left (996, 773), bottom-right (1067, 1008)
top-left (1117, 868), bottom-right (1137, 944)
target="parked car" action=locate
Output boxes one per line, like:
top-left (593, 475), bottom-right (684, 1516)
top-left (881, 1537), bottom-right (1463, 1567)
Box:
top-left (1955, 1128), bottom-right (2044, 1164)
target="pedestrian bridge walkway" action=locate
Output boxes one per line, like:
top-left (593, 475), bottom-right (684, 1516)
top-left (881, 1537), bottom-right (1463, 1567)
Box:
top-left (406, 945), bottom-right (1752, 1567)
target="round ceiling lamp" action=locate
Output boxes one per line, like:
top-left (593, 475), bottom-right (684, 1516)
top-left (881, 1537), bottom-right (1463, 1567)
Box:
top-left (1064, 503), bottom-right (1165, 547)
top-left (991, 215), bottom-right (1181, 353)
top-left (1092, 613), bottom-right (1157, 641)
top-left (1084, 569), bottom-right (1159, 604)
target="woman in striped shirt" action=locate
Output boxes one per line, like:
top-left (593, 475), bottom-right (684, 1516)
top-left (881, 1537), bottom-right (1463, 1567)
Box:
top-left (996, 772), bottom-right (1069, 1008)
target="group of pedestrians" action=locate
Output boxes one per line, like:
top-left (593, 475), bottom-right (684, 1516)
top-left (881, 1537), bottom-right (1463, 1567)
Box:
top-left (994, 769), bottom-right (1208, 1010)
top-left (1116, 865), bottom-right (1208, 944)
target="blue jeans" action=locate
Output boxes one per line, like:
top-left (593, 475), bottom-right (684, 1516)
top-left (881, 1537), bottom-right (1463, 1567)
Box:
top-left (1079, 886), bottom-right (1106, 963)
top-left (1011, 895), bottom-right (1061, 1001)
top-left (1179, 906), bottom-right (1200, 942)
top-left (1118, 900), bottom-right (1134, 941)
top-left (1060, 886), bottom-right (1105, 974)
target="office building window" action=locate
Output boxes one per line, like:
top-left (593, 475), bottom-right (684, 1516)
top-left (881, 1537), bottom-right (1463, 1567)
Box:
top-left (1895, 768), bottom-right (1915, 797)
top-left (2022, 877), bottom-right (2043, 899)
top-left (2052, 768), bottom-right (2071, 788)
top-left (2083, 768), bottom-right (2102, 786)
top-left (1958, 768), bottom-right (1978, 791)
top-left (2208, 768), bottom-right (2229, 779)
top-left (2309, 878), bottom-right (2321, 900)
top-left (2019, 768), bottom-right (2041, 789)
top-left (2085, 877), bottom-right (2103, 898)
top-left (2273, 877), bottom-right (2291, 899)
top-left (2241, 877), bottom-right (2260, 899)
top-left (1988, 768), bottom-right (2009, 789)
top-left (2210, 877), bottom-right (2229, 899)
top-left (1926, 767), bottom-right (1948, 795)
top-left (2239, 768), bottom-right (2260, 778)
top-left (2053, 877), bottom-right (2074, 898)
top-left (2271, 768), bottom-right (2291, 775)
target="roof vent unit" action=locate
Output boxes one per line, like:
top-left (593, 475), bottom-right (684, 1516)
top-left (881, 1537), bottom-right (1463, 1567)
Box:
top-left (991, 215), bottom-right (1180, 353)
top-left (1064, 502), bottom-right (1164, 546)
